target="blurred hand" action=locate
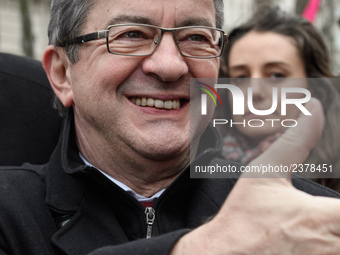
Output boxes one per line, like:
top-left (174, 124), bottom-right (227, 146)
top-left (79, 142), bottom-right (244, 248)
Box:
top-left (173, 98), bottom-right (340, 254)
top-left (257, 130), bottom-right (283, 154)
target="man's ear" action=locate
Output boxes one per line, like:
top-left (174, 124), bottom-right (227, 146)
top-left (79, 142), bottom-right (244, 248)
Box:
top-left (42, 45), bottom-right (73, 108)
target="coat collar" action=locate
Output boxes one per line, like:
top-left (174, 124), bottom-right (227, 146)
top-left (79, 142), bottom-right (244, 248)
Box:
top-left (44, 111), bottom-right (223, 213)
top-left (42, 111), bottom-right (227, 253)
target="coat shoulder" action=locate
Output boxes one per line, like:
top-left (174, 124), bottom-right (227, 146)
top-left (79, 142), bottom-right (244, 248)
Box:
top-left (0, 165), bottom-right (46, 208)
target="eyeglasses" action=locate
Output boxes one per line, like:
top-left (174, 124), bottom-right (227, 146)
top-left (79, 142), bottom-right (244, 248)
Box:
top-left (58, 23), bottom-right (228, 59)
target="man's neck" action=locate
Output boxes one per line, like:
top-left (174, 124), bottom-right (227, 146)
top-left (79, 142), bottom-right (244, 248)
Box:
top-left (73, 111), bottom-right (201, 197)
top-left (75, 129), bottom-right (191, 197)
top-left (80, 145), bottom-right (187, 197)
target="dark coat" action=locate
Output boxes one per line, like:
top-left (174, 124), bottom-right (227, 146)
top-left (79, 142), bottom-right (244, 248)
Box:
top-left (1, 113), bottom-right (339, 255)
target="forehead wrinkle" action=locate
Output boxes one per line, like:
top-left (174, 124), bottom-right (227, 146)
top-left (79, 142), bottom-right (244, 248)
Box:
top-left (176, 18), bottom-right (215, 28)
top-left (105, 16), bottom-right (215, 29)
top-left (106, 15), bottom-right (154, 27)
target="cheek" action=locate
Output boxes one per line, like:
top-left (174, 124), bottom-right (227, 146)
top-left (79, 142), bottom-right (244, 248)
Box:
top-left (96, 57), bottom-right (141, 86)
top-left (71, 57), bottom-right (140, 98)
top-left (188, 58), bottom-right (219, 78)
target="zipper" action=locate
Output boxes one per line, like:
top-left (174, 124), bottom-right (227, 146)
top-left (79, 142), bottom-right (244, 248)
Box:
top-left (145, 207), bottom-right (155, 239)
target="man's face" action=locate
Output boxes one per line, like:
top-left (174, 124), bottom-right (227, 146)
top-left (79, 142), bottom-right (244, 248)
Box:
top-left (65, 0), bottom-right (219, 164)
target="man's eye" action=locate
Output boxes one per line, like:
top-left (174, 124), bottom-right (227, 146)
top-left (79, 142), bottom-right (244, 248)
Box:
top-left (123, 31), bottom-right (144, 39)
top-left (114, 30), bottom-right (149, 40)
top-left (187, 34), bottom-right (209, 42)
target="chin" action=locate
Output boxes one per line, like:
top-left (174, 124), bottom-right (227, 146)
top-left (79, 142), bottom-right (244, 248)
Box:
top-left (142, 147), bottom-right (188, 161)
top-left (138, 139), bottom-right (189, 161)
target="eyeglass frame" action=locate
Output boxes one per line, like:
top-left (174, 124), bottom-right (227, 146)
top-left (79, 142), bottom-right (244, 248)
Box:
top-left (57, 23), bottom-right (228, 59)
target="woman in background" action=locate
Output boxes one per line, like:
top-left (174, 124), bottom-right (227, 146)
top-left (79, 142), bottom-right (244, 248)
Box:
top-left (219, 5), bottom-right (340, 192)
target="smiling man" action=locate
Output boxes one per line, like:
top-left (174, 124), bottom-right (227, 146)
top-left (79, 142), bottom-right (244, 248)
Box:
top-left (45, 0), bottom-right (222, 198)
top-left (1, 0), bottom-right (340, 255)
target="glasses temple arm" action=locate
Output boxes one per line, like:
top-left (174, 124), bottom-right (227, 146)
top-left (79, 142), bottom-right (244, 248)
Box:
top-left (58, 30), bottom-right (109, 47)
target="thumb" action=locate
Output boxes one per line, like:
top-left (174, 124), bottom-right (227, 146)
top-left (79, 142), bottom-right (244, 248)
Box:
top-left (244, 98), bottom-right (324, 179)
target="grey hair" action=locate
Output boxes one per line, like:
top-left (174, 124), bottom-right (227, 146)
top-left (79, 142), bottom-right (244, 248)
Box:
top-left (48, 0), bottom-right (224, 116)
top-left (48, 0), bottom-right (94, 64)
top-left (48, 0), bottom-right (94, 116)
top-left (214, 0), bottom-right (224, 29)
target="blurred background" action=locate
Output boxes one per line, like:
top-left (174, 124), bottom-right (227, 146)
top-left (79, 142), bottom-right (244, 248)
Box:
top-left (0, 0), bottom-right (339, 74)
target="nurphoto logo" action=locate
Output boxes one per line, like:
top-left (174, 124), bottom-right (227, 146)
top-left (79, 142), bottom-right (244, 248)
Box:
top-left (197, 80), bottom-right (312, 128)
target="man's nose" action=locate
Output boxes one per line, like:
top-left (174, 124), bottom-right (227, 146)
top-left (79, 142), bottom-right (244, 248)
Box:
top-left (141, 33), bottom-right (189, 82)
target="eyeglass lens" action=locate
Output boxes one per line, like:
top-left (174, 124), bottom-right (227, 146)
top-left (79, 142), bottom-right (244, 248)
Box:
top-left (107, 24), bottom-right (223, 57)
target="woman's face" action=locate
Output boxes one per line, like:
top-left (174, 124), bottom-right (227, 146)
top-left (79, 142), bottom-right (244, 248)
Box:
top-left (227, 31), bottom-right (308, 144)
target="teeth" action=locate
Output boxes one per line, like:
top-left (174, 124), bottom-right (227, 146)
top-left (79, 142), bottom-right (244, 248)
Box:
top-left (131, 97), bottom-right (181, 110)
top-left (147, 98), bottom-right (154, 107)
top-left (164, 100), bottom-right (172, 109)
top-left (135, 98), bottom-right (141, 106)
top-left (155, 100), bottom-right (164, 109)
top-left (141, 97), bottom-right (147, 106)
top-left (172, 100), bottom-right (178, 109)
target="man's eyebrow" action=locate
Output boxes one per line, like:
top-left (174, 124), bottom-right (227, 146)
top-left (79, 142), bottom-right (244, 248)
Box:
top-left (106, 15), bottom-right (154, 27)
top-left (105, 16), bottom-right (215, 28)
top-left (178, 18), bottom-right (215, 27)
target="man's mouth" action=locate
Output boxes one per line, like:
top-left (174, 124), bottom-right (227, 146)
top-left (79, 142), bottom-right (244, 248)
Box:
top-left (131, 97), bottom-right (181, 110)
